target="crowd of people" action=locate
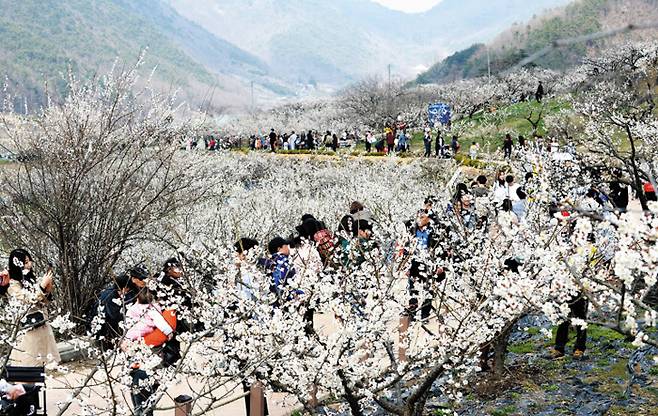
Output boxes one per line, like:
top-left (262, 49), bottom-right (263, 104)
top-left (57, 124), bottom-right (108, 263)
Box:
top-left (193, 125), bottom-right (567, 165)
top-left (1, 152), bottom-right (645, 414)
top-left (195, 119), bottom-right (461, 157)
top-left (250, 127), bottom-right (414, 154)
top-left (1, 251), bottom-right (190, 415)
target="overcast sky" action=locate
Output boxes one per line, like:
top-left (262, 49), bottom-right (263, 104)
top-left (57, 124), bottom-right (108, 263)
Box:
top-left (371, 0), bottom-right (443, 13)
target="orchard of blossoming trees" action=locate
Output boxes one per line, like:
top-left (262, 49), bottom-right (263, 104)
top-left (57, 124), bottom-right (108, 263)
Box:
top-left (0, 42), bottom-right (656, 415)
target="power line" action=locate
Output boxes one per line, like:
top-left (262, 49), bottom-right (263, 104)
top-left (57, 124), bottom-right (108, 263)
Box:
top-left (504, 20), bottom-right (658, 75)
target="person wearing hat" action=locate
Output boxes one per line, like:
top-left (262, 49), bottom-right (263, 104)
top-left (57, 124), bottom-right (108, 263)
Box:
top-left (156, 258), bottom-right (191, 311)
top-left (87, 264), bottom-right (150, 349)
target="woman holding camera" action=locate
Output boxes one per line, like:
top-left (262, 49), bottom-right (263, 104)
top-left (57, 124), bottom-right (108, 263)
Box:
top-left (7, 249), bottom-right (60, 366)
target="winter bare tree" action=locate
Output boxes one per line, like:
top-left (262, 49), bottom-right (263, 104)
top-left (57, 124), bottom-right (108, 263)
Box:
top-left (0, 60), bottom-right (205, 318)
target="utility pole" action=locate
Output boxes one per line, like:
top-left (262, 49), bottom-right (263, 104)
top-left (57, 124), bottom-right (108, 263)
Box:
top-left (387, 64), bottom-right (392, 121)
top-left (388, 64), bottom-right (392, 90)
top-left (250, 81), bottom-right (255, 112)
top-left (487, 47), bottom-right (491, 82)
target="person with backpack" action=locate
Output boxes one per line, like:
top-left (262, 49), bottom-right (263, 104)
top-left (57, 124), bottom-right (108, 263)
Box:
top-left (6, 249), bottom-right (60, 367)
top-left (123, 288), bottom-right (175, 349)
top-left (296, 216), bottom-right (335, 265)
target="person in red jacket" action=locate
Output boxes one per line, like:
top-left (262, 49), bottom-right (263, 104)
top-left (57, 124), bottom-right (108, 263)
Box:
top-left (644, 181), bottom-right (657, 202)
top-left (385, 125), bottom-right (395, 154)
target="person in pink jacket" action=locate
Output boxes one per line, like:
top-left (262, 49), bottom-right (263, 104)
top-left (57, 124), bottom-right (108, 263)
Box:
top-left (124, 289), bottom-right (173, 346)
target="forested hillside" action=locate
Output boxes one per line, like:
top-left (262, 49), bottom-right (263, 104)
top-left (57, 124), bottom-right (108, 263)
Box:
top-left (0, 0), bottom-right (277, 111)
top-left (415, 0), bottom-right (658, 84)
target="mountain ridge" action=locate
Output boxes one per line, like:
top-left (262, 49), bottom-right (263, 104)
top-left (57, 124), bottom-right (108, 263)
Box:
top-left (169, 0), bottom-right (572, 86)
top-left (0, 0), bottom-right (290, 112)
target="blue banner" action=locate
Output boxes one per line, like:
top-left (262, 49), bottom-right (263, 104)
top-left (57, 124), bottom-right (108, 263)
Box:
top-left (428, 103), bottom-right (451, 127)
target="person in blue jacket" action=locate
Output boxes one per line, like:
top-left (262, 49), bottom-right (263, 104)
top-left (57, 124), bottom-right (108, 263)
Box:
top-left (258, 237), bottom-right (297, 300)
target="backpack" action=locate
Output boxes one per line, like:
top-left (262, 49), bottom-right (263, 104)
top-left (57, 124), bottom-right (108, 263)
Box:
top-left (313, 229), bottom-right (335, 262)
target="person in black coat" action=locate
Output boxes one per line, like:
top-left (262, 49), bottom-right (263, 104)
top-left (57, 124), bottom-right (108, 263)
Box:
top-left (535, 81), bottom-right (545, 102)
top-left (502, 134), bottom-right (514, 159)
top-left (268, 129), bottom-right (277, 153)
top-left (87, 265), bottom-right (149, 350)
top-left (307, 130), bottom-right (315, 150)
top-left (609, 169), bottom-right (629, 212)
top-left (435, 130), bottom-right (444, 157)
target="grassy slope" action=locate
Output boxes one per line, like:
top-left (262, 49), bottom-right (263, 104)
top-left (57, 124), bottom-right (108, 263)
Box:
top-left (406, 99), bottom-right (569, 156)
top-left (452, 324), bottom-right (658, 416)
